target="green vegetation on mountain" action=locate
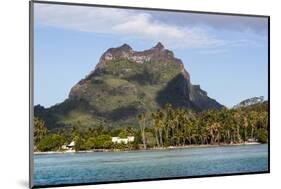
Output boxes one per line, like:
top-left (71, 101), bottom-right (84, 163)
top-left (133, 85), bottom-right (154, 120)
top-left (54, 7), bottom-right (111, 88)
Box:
top-left (35, 43), bottom-right (223, 132)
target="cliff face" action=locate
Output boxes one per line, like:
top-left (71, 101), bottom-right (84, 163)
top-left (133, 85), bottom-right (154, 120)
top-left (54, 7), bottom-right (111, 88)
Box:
top-left (35, 42), bottom-right (223, 130)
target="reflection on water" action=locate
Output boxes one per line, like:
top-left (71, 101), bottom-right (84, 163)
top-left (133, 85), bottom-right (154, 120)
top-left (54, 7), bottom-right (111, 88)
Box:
top-left (34, 144), bottom-right (268, 186)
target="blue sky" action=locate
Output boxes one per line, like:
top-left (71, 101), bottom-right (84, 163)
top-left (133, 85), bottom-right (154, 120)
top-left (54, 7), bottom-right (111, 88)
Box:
top-left (34, 3), bottom-right (268, 108)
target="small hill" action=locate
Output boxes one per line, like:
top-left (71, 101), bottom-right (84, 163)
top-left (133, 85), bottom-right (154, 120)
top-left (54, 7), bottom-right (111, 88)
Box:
top-left (233, 96), bottom-right (265, 109)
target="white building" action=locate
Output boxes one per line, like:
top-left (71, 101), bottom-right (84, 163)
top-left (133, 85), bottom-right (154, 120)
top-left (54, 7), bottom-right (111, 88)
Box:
top-left (112, 136), bottom-right (134, 144)
top-left (247, 138), bottom-right (258, 143)
top-left (61, 141), bottom-right (75, 151)
top-left (67, 141), bottom-right (75, 148)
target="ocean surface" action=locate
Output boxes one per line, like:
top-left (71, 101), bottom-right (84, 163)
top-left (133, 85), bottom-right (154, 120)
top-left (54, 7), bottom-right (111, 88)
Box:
top-left (33, 144), bottom-right (268, 186)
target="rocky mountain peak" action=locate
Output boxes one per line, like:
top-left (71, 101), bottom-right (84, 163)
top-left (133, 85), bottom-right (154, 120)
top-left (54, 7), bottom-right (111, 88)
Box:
top-left (95, 42), bottom-right (183, 70)
top-left (152, 42), bottom-right (165, 50)
top-left (119, 43), bottom-right (132, 51)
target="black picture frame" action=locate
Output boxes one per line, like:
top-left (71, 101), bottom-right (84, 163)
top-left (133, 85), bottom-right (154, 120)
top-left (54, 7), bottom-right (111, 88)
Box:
top-left (29, 1), bottom-right (270, 188)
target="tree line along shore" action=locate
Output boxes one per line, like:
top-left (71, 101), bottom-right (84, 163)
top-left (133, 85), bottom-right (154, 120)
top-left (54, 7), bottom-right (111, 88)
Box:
top-left (34, 102), bottom-right (268, 152)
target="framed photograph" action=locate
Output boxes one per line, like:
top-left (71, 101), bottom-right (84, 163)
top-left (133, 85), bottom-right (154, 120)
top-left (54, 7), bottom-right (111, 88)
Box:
top-left (30, 1), bottom-right (270, 188)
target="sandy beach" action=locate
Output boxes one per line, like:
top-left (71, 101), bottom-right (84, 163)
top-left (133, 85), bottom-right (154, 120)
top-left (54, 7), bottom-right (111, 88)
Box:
top-left (34, 142), bottom-right (262, 155)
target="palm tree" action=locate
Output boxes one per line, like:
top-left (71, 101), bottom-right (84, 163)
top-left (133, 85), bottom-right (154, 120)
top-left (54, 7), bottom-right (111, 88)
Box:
top-left (137, 112), bottom-right (147, 150)
top-left (242, 116), bottom-right (248, 142)
top-left (163, 104), bottom-right (173, 146)
top-left (213, 122), bottom-right (221, 144)
top-left (233, 111), bottom-right (242, 143)
top-left (249, 111), bottom-right (258, 139)
top-left (158, 110), bottom-right (165, 146)
top-left (151, 112), bottom-right (160, 147)
top-left (34, 117), bottom-right (48, 145)
top-left (206, 123), bottom-right (216, 144)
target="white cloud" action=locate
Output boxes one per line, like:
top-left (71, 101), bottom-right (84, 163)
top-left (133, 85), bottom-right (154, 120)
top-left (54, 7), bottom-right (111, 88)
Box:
top-left (34, 4), bottom-right (267, 51)
top-left (35, 4), bottom-right (228, 49)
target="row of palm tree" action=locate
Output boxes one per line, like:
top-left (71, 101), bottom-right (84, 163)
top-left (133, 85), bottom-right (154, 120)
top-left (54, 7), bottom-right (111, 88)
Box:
top-left (138, 103), bottom-right (268, 148)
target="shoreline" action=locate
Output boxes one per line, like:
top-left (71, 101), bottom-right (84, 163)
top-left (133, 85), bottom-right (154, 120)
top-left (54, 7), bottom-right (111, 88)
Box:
top-left (34, 142), bottom-right (263, 155)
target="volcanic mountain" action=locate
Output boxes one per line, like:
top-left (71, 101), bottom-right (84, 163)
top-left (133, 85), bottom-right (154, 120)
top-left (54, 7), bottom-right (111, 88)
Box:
top-left (35, 42), bottom-right (223, 130)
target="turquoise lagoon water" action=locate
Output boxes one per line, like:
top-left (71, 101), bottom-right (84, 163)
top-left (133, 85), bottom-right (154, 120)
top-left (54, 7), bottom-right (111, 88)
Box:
top-left (34, 144), bottom-right (268, 186)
